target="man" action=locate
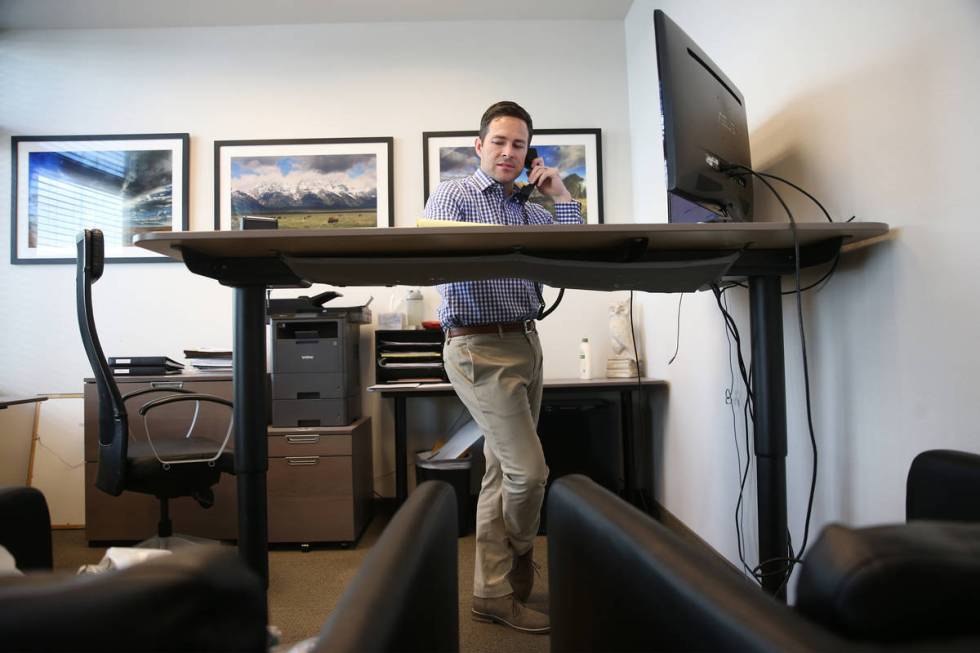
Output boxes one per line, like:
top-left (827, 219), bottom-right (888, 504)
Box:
top-left (423, 101), bottom-right (582, 634)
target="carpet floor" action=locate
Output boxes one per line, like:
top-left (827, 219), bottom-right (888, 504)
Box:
top-left (52, 513), bottom-right (550, 653)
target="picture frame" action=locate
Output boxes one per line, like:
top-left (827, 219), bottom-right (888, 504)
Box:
top-left (422, 128), bottom-right (603, 224)
top-left (10, 133), bottom-right (189, 264)
top-left (214, 137), bottom-right (394, 230)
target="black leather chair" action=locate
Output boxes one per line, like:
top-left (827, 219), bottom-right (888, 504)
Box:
top-left (76, 229), bottom-right (235, 546)
top-left (547, 450), bottom-right (980, 653)
top-left (313, 480), bottom-right (460, 653)
top-left (0, 485), bottom-right (267, 652)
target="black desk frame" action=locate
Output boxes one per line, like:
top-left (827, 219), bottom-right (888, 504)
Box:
top-left (137, 222), bottom-right (888, 597)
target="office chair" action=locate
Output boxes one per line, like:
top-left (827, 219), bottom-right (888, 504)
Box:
top-left (0, 485), bottom-right (266, 652)
top-left (547, 454), bottom-right (980, 653)
top-left (76, 229), bottom-right (235, 548)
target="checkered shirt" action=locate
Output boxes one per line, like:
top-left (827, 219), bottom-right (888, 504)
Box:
top-left (423, 168), bottom-right (582, 328)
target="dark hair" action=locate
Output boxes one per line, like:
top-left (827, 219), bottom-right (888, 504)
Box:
top-left (479, 101), bottom-right (533, 141)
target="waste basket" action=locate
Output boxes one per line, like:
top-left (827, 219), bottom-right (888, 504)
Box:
top-left (415, 452), bottom-right (474, 537)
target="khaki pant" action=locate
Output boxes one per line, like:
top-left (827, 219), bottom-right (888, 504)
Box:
top-left (443, 330), bottom-right (547, 598)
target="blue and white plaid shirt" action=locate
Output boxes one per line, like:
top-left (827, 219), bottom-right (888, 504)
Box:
top-left (423, 168), bottom-right (582, 328)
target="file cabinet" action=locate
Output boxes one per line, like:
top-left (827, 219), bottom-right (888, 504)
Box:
top-left (83, 373), bottom-right (373, 545)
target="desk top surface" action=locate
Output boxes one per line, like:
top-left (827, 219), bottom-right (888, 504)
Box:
top-left (135, 222), bottom-right (889, 261)
top-left (369, 377), bottom-right (667, 394)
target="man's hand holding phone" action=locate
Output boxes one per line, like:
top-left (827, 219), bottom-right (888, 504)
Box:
top-left (521, 150), bottom-right (573, 203)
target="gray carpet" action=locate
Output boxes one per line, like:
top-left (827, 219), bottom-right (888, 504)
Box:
top-left (52, 517), bottom-right (550, 653)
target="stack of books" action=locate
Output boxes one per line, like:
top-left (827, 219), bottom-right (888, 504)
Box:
top-left (109, 356), bottom-right (184, 376)
top-left (184, 349), bottom-right (233, 372)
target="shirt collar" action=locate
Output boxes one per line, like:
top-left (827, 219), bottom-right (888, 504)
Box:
top-left (472, 168), bottom-right (497, 193)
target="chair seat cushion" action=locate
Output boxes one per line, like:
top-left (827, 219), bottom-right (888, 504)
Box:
top-left (796, 522), bottom-right (980, 641)
top-left (126, 437), bottom-right (233, 500)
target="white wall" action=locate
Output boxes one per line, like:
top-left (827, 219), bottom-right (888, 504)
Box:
top-left (626, 0), bottom-right (980, 582)
top-left (0, 19), bottom-right (634, 495)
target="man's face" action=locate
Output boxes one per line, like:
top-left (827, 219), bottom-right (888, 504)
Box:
top-left (475, 116), bottom-right (530, 186)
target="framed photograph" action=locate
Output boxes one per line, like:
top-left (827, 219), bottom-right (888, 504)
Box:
top-left (214, 137), bottom-right (394, 230)
top-left (422, 128), bottom-right (603, 224)
top-left (10, 133), bottom-right (189, 264)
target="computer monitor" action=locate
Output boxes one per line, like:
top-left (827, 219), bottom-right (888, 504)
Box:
top-left (655, 10), bottom-right (753, 223)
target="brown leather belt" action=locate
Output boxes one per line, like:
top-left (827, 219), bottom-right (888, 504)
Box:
top-left (447, 321), bottom-right (537, 338)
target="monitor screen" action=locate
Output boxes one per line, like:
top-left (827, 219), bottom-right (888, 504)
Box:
top-left (655, 10), bottom-right (753, 222)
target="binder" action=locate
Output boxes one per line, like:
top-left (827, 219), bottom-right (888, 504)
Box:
top-left (111, 366), bottom-right (182, 376)
top-left (109, 356), bottom-right (183, 368)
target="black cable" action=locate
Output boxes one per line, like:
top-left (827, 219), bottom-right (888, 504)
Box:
top-left (535, 285), bottom-right (564, 320)
top-left (628, 291), bottom-right (650, 512)
top-left (726, 165), bottom-right (820, 590)
top-left (727, 169), bottom-right (834, 223)
top-left (721, 289), bottom-right (752, 578)
top-left (668, 293), bottom-right (683, 365)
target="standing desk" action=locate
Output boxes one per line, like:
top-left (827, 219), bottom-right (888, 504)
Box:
top-left (367, 377), bottom-right (667, 505)
top-left (136, 221), bottom-right (889, 594)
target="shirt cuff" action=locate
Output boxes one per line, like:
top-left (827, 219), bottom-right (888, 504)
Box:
top-left (554, 200), bottom-right (583, 224)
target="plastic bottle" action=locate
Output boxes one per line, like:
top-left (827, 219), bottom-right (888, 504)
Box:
top-left (404, 288), bottom-right (424, 329)
top-left (578, 337), bottom-right (592, 380)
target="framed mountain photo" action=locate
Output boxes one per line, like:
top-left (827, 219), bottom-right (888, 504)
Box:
top-left (213, 137), bottom-right (393, 230)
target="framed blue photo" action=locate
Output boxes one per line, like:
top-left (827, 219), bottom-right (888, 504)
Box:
top-left (11, 133), bottom-right (189, 264)
top-left (213, 137), bottom-right (394, 231)
top-left (422, 128), bottom-right (603, 224)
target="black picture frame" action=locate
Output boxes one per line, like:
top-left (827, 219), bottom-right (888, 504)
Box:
top-left (10, 133), bottom-right (190, 264)
top-left (213, 137), bottom-right (395, 231)
top-left (422, 128), bottom-right (603, 224)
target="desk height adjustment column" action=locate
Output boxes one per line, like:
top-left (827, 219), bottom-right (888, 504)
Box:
top-left (234, 285), bottom-right (270, 588)
top-left (749, 275), bottom-right (789, 599)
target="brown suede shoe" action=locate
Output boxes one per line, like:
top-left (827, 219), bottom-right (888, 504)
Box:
top-left (471, 594), bottom-right (550, 634)
top-left (508, 547), bottom-right (540, 602)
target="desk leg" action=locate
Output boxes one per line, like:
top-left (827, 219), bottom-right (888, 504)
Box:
top-left (749, 276), bottom-right (789, 599)
top-left (395, 395), bottom-right (408, 503)
top-left (233, 286), bottom-right (269, 589)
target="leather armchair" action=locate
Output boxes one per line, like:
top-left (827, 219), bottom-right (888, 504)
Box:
top-left (547, 450), bottom-right (980, 653)
top-left (0, 486), bottom-right (267, 652)
top-left (313, 480), bottom-right (459, 653)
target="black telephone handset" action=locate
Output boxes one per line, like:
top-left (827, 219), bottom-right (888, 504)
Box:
top-left (515, 147), bottom-right (539, 203)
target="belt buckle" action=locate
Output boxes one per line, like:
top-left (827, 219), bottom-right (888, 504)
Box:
top-left (522, 320), bottom-right (535, 333)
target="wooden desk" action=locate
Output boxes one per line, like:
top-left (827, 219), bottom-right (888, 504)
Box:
top-left (368, 377), bottom-right (667, 505)
top-left (136, 221), bottom-right (888, 592)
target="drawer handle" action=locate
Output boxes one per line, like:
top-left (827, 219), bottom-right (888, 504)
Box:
top-left (285, 435), bottom-right (320, 445)
top-left (150, 381), bottom-right (184, 390)
top-left (286, 456), bottom-right (320, 466)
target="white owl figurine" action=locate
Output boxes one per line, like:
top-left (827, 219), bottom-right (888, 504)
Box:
top-left (608, 299), bottom-right (636, 359)
top-left (606, 299), bottom-right (639, 378)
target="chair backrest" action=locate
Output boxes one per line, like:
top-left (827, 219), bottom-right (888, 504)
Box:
top-left (546, 475), bottom-right (841, 653)
top-left (314, 480), bottom-right (459, 653)
top-left (75, 229), bottom-right (128, 496)
top-left (907, 449), bottom-right (980, 522)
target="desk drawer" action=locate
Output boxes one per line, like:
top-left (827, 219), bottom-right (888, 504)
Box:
top-left (268, 430), bottom-right (351, 457)
top-left (267, 455), bottom-right (354, 542)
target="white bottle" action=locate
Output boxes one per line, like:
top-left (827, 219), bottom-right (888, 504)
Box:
top-left (404, 288), bottom-right (424, 329)
top-left (578, 337), bottom-right (592, 380)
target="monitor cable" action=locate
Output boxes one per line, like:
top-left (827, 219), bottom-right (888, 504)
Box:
top-left (718, 164), bottom-right (822, 590)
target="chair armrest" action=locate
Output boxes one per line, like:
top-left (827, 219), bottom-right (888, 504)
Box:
top-left (121, 386), bottom-right (194, 402)
top-left (137, 393), bottom-right (233, 415)
top-left (0, 486), bottom-right (52, 571)
top-left (906, 449), bottom-right (980, 521)
top-left (0, 546), bottom-right (266, 652)
top-left (313, 480), bottom-right (459, 653)
top-left (546, 475), bottom-right (844, 653)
